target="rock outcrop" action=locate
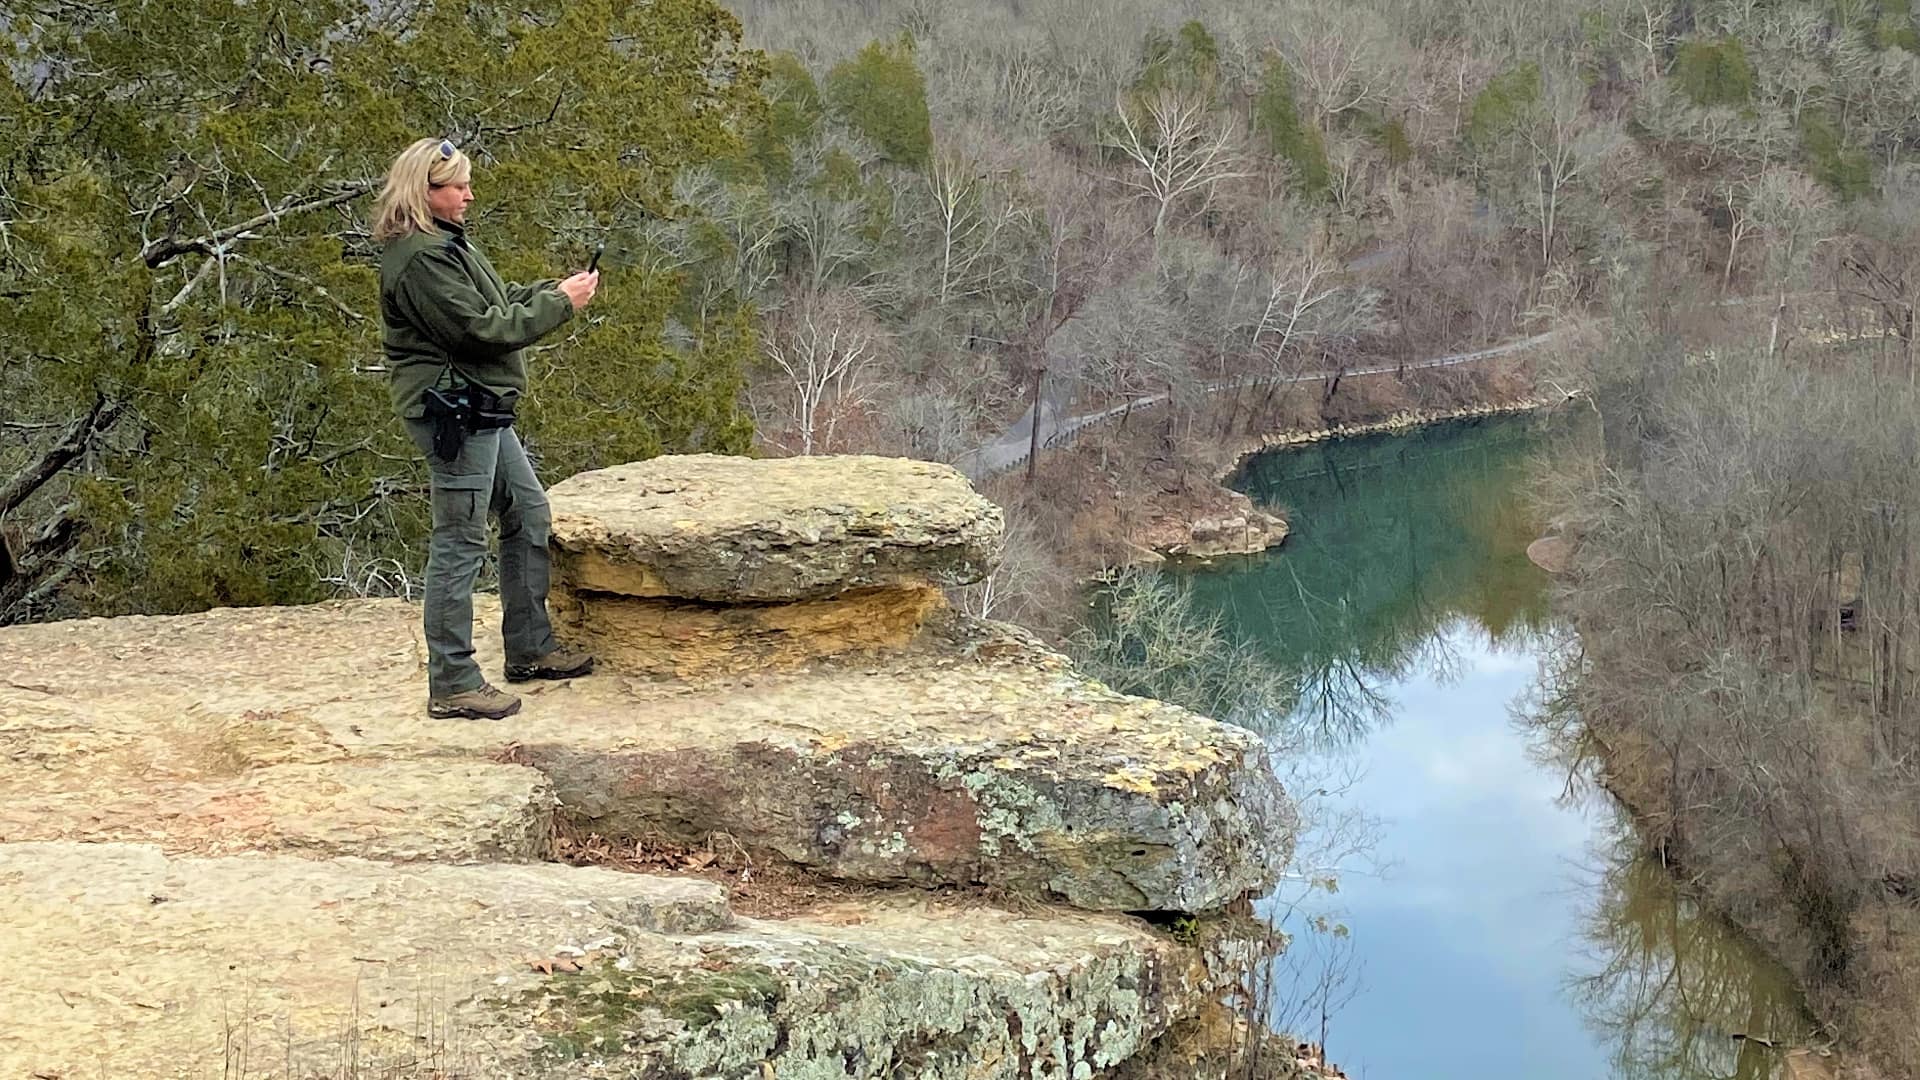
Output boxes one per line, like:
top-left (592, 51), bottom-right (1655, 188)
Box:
top-left (547, 455), bottom-right (1002, 675)
top-left (548, 454), bottom-right (1002, 602)
top-left (0, 453), bottom-right (1295, 1079)
top-left (1, 842), bottom-right (1211, 1079)
top-left (1127, 486), bottom-right (1289, 566)
top-left (1160, 508), bottom-right (1290, 560)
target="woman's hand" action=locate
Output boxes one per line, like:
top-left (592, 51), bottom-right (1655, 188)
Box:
top-left (559, 271), bottom-right (600, 311)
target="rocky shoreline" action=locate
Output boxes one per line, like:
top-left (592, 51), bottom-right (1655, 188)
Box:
top-left (1215, 393), bottom-right (1578, 482)
top-left (1125, 393), bottom-right (1576, 566)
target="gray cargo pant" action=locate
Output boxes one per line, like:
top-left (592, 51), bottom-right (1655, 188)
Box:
top-left (405, 421), bottom-right (559, 697)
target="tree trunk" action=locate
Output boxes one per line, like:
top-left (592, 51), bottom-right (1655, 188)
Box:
top-left (1025, 366), bottom-right (1044, 484)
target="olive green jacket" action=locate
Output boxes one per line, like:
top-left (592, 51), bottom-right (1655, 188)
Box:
top-left (377, 218), bottom-right (573, 420)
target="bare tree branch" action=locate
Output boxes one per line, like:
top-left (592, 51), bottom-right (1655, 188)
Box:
top-left (1101, 89), bottom-right (1248, 236)
top-left (139, 178), bottom-right (377, 269)
top-left (0, 393), bottom-right (124, 517)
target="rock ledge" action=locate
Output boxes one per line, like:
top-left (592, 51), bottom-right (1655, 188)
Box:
top-left (0, 453), bottom-right (1297, 1079)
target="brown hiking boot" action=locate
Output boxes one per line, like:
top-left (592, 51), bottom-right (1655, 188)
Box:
top-left (505, 647), bottom-right (596, 684)
top-left (428, 683), bottom-right (523, 720)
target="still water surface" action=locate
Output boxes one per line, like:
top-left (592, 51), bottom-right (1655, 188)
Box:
top-left (1174, 415), bottom-right (1813, 1080)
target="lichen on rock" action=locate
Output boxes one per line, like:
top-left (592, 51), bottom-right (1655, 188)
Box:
top-left (0, 452), bottom-right (1301, 1078)
top-left (547, 454), bottom-right (1003, 603)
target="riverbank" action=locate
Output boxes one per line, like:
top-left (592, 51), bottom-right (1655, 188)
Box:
top-left (1127, 389), bottom-right (1577, 569)
top-left (977, 354), bottom-right (1552, 605)
top-left (1134, 410), bottom-right (1827, 1080)
top-left (1581, 722), bottom-right (1881, 1080)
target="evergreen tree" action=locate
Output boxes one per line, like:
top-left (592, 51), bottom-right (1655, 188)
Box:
top-left (824, 37), bottom-right (933, 167)
top-left (1253, 56), bottom-right (1332, 199)
top-left (1134, 20), bottom-right (1222, 101)
top-left (0, 0), bottom-right (764, 621)
top-left (1673, 38), bottom-right (1756, 108)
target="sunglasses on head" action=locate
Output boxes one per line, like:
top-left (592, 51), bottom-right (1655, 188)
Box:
top-left (428, 140), bottom-right (462, 188)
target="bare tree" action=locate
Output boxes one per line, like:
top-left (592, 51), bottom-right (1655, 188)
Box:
top-left (1278, 5), bottom-right (1402, 128)
top-left (1717, 177), bottom-right (1760, 293)
top-left (1252, 240), bottom-right (1380, 411)
top-left (1614, 0), bottom-right (1674, 79)
top-left (948, 506), bottom-right (1067, 628)
top-left (760, 292), bottom-right (887, 455)
top-left (648, 169), bottom-right (783, 319)
top-left (1319, 136), bottom-right (1372, 216)
top-left (1842, 168), bottom-right (1920, 374)
top-left (1051, 270), bottom-right (1181, 420)
top-left (1101, 87), bottom-right (1250, 236)
top-left (1745, 167), bottom-right (1837, 355)
top-left (1522, 84), bottom-right (1629, 268)
top-left (917, 144), bottom-right (1029, 306)
top-left (876, 387), bottom-right (980, 464)
top-left (1254, 240), bottom-right (1347, 375)
top-left (1014, 151), bottom-right (1136, 480)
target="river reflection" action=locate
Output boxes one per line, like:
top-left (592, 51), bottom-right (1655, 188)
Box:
top-left (1181, 416), bottom-right (1555, 747)
top-left (1576, 826), bottom-right (1816, 1080)
top-left (1152, 415), bottom-right (1813, 1080)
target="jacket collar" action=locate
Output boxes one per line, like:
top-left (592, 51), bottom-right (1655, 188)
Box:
top-left (433, 217), bottom-right (470, 249)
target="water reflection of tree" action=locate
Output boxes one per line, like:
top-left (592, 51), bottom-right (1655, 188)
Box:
top-left (1177, 416), bottom-right (1560, 745)
top-left (1573, 822), bottom-right (1814, 1080)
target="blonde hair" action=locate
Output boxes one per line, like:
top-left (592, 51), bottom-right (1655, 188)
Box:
top-left (371, 138), bottom-right (472, 244)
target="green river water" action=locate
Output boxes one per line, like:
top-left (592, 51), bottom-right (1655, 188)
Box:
top-left (1168, 413), bottom-right (1818, 1080)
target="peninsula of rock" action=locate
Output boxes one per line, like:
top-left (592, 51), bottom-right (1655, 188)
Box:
top-left (0, 453), bottom-right (1299, 1079)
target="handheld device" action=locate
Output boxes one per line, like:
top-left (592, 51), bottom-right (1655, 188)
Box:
top-left (587, 241), bottom-right (605, 274)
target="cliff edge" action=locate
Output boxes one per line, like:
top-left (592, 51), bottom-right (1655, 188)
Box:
top-left (0, 454), bottom-right (1297, 1079)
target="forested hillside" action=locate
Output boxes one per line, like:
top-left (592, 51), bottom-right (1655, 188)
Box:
top-left (672, 7), bottom-right (1920, 1065)
top-left (8, 0), bottom-right (1920, 629)
top-left (709, 0), bottom-right (1920, 623)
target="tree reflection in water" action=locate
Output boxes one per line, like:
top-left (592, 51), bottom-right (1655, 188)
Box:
top-left (1572, 822), bottom-right (1815, 1080)
top-left (1171, 414), bottom-right (1564, 744)
top-left (1081, 411), bottom-right (1823, 1079)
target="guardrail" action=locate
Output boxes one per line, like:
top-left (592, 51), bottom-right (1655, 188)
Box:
top-left (957, 329), bottom-right (1566, 481)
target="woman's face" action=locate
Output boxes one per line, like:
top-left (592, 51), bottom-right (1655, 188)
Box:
top-left (427, 171), bottom-right (473, 224)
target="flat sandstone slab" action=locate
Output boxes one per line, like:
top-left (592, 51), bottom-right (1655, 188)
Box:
top-left (547, 454), bottom-right (1003, 602)
top-left (0, 842), bottom-right (1204, 1080)
top-left (0, 598), bottom-right (1292, 912)
top-left (0, 759), bottom-right (557, 862)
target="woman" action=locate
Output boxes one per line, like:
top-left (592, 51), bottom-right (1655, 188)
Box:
top-left (371, 137), bottom-right (599, 720)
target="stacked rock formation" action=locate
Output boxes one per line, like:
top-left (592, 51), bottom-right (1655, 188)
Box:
top-left (546, 454), bottom-right (1002, 675)
top-left (0, 454), bottom-right (1296, 1079)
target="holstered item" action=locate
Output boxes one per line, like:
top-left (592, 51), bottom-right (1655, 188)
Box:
top-left (422, 384), bottom-right (471, 462)
top-left (421, 376), bottom-right (516, 462)
top-left (467, 383), bottom-right (516, 431)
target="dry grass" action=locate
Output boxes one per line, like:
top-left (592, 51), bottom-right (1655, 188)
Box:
top-left (545, 821), bottom-right (1031, 920)
top-left (204, 975), bottom-right (486, 1080)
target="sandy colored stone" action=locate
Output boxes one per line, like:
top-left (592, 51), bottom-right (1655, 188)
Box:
top-left (1161, 509), bottom-right (1290, 559)
top-left (0, 597), bottom-right (1292, 912)
top-left (0, 453), bottom-right (1302, 1078)
top-left (550, 583), bottom-right (946, 676)
top-left (0, 843), bottom-right (1211, 1080)
top-left (0, 760), bottom-right (557, 862)
top-left (1526, 534), bottom-right (1571, 574)
top-left (547, 454), bottom-right (1002, 602)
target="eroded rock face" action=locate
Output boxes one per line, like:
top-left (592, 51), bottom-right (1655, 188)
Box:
top-left (547, 454), bottom-right (1003, 603)
top-left (0, 843), bottom-right (1206, 1080)
top-left (0, 452), bottom-right (1299, 1077)
top-left (548, 583), bottom-right (946, 677)
top-left (0, 599), bottom-right (1291, 912)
